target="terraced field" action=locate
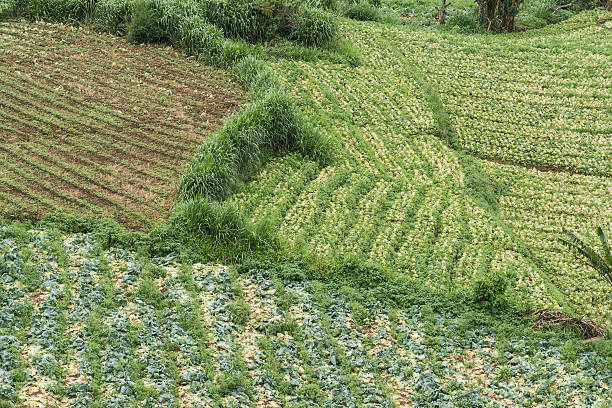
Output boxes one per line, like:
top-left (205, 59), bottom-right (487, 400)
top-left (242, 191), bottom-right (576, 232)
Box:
top-left (231, 11), bottom-right (612, 324)
top-left (0, 22), bottom-right (245, 229)
top-left (1, 227), bottom-right (610, 407)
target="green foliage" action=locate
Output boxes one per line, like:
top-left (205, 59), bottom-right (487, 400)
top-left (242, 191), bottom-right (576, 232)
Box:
top-left (201, 0), bottom-right (278, 42)
top-left (93, 0), bottom-right (132, 34)
top-left (127, 0), bottom-right (168, 43)
top-left (168, 198), bottom-right (277, 248)
top-left (459, 154), bottom-right (505, 214)
top-left (471, 258), bottom-right (516, 313)
top-left (6, 0), bottom-right (341, 50)
top-left (341, 0), bottom-right (383, 21)
top-left (177, 14), bottom-right (225, 63)
top-left (475, 0), bottom-right (525, 32)
top-left (445, 8), bottom-right (481, 32)
top-left (559, 223), bottom-right (612, 286)
top-left (37, 214), bottom-right (148, 252)
top-left (0, 0), bottom-right (17, 19)
top-left (15, 0), bottom-right (97, 23)
top-left (178, 88), bottom-right (331, 202)
top-left (518, 13), bottom-right (547, 28)
top-left (289, 6), bottom-right (338, 46)
top-left (135, 278), bottom-right (167, 309)
top-left (227, 299), bottom-right (251, 325)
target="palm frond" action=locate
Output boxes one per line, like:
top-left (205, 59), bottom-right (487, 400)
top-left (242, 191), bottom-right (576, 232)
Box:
top-left (596, 225), bottom-right (611, 265)
top-left (560, 227), bottom-right (612, 286)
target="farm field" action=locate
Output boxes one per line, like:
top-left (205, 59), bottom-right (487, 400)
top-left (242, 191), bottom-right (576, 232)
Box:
top-left (231, 11), bottom-right (612, 325)
top-left (0, 22), bottom-right (245, 229)
top-left (0, 226), bottom-right (610, 407)
top-left (0, 2), bottom-right (611, 407)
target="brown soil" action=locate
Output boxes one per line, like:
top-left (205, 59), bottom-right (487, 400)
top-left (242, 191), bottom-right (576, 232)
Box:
top-left (0, 22), bottom-right (246, 230)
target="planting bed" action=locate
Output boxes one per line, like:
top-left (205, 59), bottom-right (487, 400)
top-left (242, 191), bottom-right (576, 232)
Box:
top-left (0, 22), bottom-right (245, 229)
top-left (230, 12), bottom-right (612, 325)
top-left (0, 226), bottom-right (609, 407)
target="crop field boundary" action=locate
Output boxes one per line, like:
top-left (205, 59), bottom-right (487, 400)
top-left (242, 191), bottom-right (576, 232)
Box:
top-left (406, 63), bottom-right (575, 315)
top-left (0, 3), bottom-right (342, 253)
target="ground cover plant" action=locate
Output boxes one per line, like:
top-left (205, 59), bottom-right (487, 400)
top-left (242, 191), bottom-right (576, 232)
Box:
top-left (0, 21), bottom-right (245, 229)
top-left (0, 223), bottom-right (610, 407)
top-left (229, 11), bottom-right (612, 326)
top-left (0, 0), bottom-right (611, 406)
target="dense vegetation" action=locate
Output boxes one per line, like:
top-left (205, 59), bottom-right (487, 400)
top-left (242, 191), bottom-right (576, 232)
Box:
top-left (0, 0), bottom-right (610, 406)
top-left (0, 223), bottom-right (610, 406)
top-left (231, 11), bottom-right (612, 325)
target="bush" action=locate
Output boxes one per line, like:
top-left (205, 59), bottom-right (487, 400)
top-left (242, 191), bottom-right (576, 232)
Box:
top-left (471, 269), bottom-right (514, 313)
top-left (178, 14), bottom-right (224, 64)
top-left (289, 6), bottom-right (338, 46)
top-left (178, 88), bottom-right (330, 202)
top-left (127, 0), bottom-right (168, 44)
top-left (445, 9), bottom-right (482, 33)
top-left (93, 0), bottom-right (132, 35)
top-left (228, 299), bottom-right (251, 325)
top-left (342, 0), bottom-right (382, 21)
top-left (200, 0), bottom-right (277, 43)
top-left (518, 13), bottom-right (547, 28)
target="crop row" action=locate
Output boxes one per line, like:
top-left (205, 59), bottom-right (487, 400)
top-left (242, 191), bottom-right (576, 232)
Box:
top-left (231, 31), bottom-right (560, 312)
top-left (483, 160), bottom-right (612, 324)
top-left (0, 227), bottom-right (610, 407)
top-left (229, 14), bottom-right (610, 324)
top-left (0, 22), bottom-right (245, 229)
top-left (345, 14), bottom-right (611, 176)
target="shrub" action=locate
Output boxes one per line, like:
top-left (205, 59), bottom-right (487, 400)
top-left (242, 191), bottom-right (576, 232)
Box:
top-left (200, 0), bottom-right (277, 43)
top-left (445, 8), bottom-right (482, 32)
top-left (517, 13), bottom-right (547, 28)
top-left (93, 0), bottom-right (132, 35)
top-left (227, 300), bottom-right (251, 325)
top-left (127, 0), bottom-right (168, 44)
top-left (341, 0), bottom-right (382, 21)
top-left (178, 14), bottom-right (224, 64)
top-left (289, 6), bottom-right (338, 46)
top-left (471, 269), bottom-right (513, 313)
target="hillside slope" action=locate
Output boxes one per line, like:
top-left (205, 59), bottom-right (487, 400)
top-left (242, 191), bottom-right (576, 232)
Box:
top-left (230, 11), bottom-right (612, 324)
top-left (0, 22), bottom-right (245, 229)
top-left (0, 225), bottom-right (610, 407)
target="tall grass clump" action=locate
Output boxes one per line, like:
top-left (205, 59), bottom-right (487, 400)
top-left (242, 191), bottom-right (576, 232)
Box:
top-left (199, 0), bottom-right (276, 42)
top-left (15, 0), bottom-right (97, 23)
top-left (341, 0), bottom-right (383, 21)
top-left (178, 86), bottom-right (332, 203)
top-left (177, 14), bottom-right (225, 63)
top-left (0, 0), bottom-right (16, 18)
top-left (289, 6), bottom-right (338, 46)
top-left (127, 0), bottom-right (167, 43)
top-left (93, 0), bottom-right (132, 34)
top-left (169, 199), bottom-right (277, 247)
